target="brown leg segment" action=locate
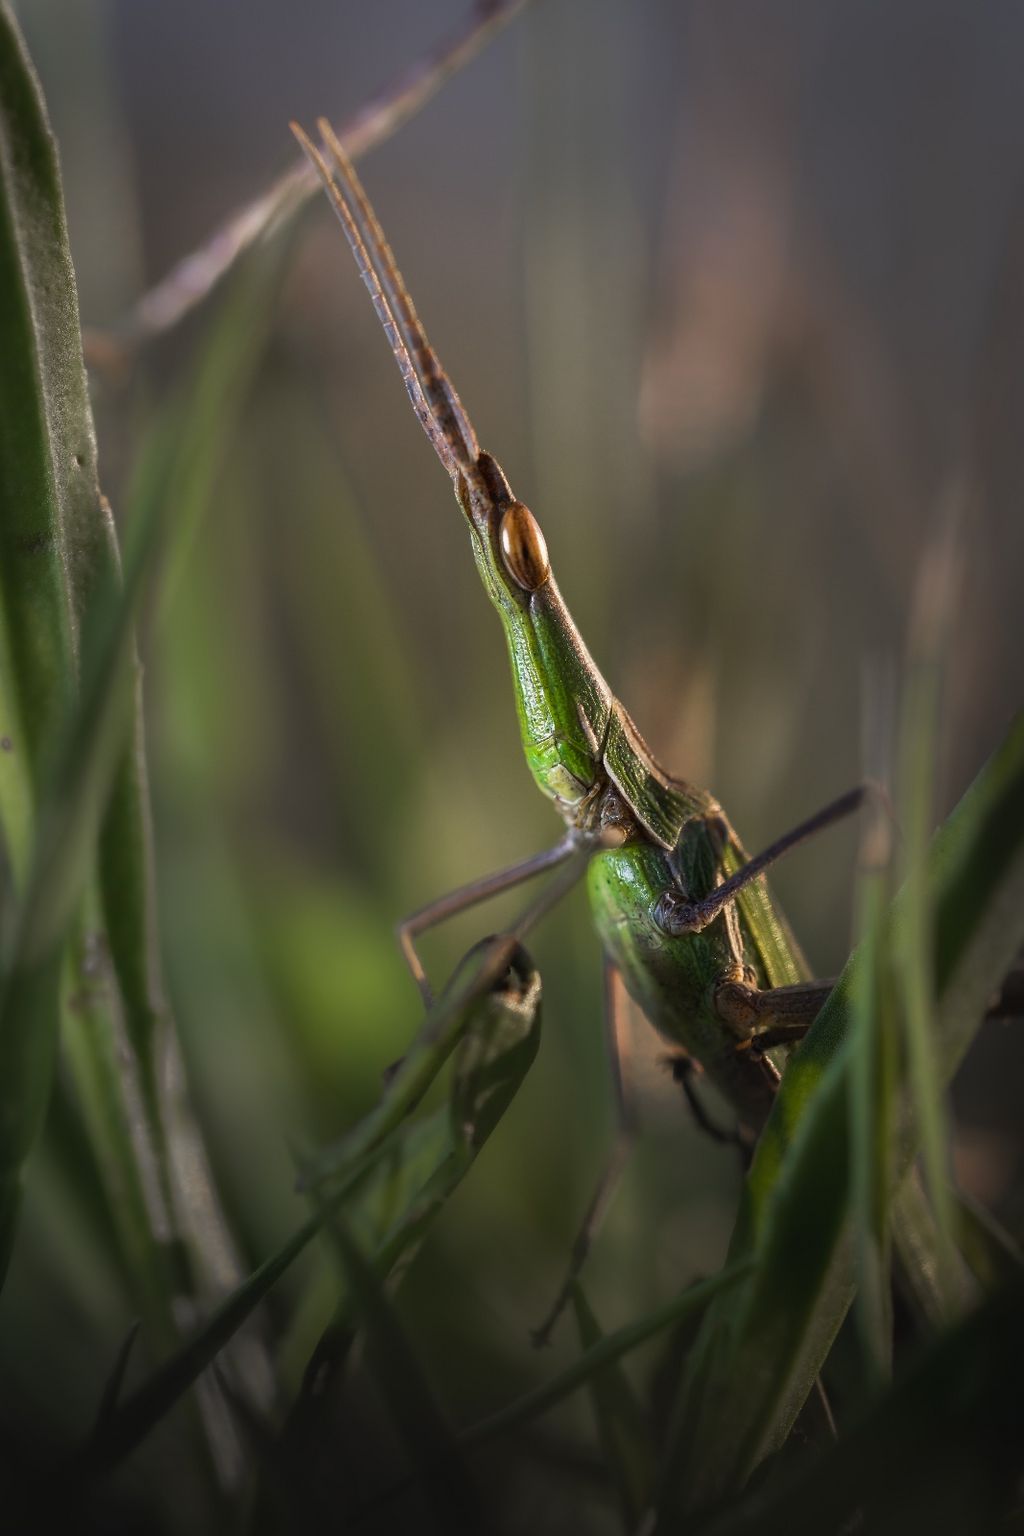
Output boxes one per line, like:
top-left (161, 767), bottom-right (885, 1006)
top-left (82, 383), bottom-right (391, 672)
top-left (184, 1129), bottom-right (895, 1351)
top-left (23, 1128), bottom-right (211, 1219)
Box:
top-left (715, 976), bottom-right (837, 1050)
top-left (665, 1050), bottom-right (750, 1150)
top-left (531, 962), bottom-right (637, 1348)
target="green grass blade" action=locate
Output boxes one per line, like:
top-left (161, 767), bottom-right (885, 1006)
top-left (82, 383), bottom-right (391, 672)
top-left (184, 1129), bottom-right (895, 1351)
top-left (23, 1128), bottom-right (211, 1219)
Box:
top-left (896, 528), bottom-right (962, 1314)
top-left (698, 1274), bottom-right (1024, 1536)
top-left (847, 860), bottom-right (896, 1383)
top-left (97, 242), bottom-right (289, 1309)
top-left (80, 947), bottom-right (543, 1478)
top-left (0, 1), bottom-right (133, 1284)
top-left (460, 1264), bottom-right (752, 1453)
top-left (659, 712), bottom-right (1024, 1520)
top-left (78, 1203), bottom-right (327, 1480)
top-left (357, 1265), bottom-right (752, 1528)
top-left (0, 1), bottom-right (110, 868)
top-left (890, 1170), bottom-right (973, 1332)
top-left (0, 476), bottom-right (155, 1288)
top-left (953, 1189), bottom-right (1024, 1292)
top-left (572, 1286), bottom-right (656, 1531)
top-left (320, 1212), bottom-right (481, 1532)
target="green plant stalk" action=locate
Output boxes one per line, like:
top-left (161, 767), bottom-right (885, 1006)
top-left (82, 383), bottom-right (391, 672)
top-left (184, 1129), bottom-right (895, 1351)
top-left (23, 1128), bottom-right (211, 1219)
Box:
top-left (847, 858), bottom-right (895, 1385)
top-left (60, 903), bottom-right (181, 1342)
top-left (0, 1), bottom-right (132, 1287)
top-left (659, 712), bottom-right (1024, 1519)
top-left (98, 244), bottom-right (288, 1322)
top-left (898, 642), bottom-right (959, 1311)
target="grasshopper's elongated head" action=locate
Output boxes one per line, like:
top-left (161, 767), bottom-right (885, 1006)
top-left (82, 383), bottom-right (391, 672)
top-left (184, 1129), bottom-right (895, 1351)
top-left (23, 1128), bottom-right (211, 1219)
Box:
top-left (294, 118), bottom-right (695, 844)
top-left (454, 448), bottom-right (612, 820)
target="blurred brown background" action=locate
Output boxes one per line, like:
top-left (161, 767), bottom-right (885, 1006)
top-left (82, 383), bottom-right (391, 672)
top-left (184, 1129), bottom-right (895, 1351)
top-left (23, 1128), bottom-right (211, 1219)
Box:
top-left (9, 0), bottom-right (1023, 1489)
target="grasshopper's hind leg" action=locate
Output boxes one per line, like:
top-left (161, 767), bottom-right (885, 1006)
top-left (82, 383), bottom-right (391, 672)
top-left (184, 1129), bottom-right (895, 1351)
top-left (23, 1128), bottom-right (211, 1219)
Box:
top-left (531, 962), bottom-right (637, 1348)
top-left (722, 951), bottom-right (1024, 1056)
top-left (714, 976), bottom-right (837, 1050)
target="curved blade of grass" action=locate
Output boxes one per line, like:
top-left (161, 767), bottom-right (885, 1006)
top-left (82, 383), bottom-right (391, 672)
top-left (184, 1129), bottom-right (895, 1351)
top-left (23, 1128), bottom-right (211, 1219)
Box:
top-left (847, 851), bottom-right (896, 1385)
top-left (322, 940), bottom-right (543, 1321)
top-left (249, 948), bottom-right (544, 1521)
top-left (890, 1169), bottom-right (973, 1333)
top-left (572, 1286), bottom-right (655, 1531)
top-left (698, 1274), bottom-right (1024, 1536)
top-left (953, 1189), bottom-right (1024, 1292)
top-left (0, 1), bottom-right (140, 1283)
top-left (300, 850), bottom-right (589, 1189)
top-left (101, 226), bottom-right (291, 1306)
top-left (0, 0), bottom-right (288, 1334)
top-left (458, 1263), bottom-right (752, 1455)
top-left (360, 1262), bottom-right (754, 1526)
top-left (0, 2), bottom-right (112, 863)
top-left (896, 523), bottom-right (963, 1314)
top-left (79, 946), bottom-right (543, 1480)
top-left (319, 1211), bottom-right (481, 1532)
top-left (660, 712), bottom-right (1024, 1521)
top-left (0, 467), bottom-right (161, 1287)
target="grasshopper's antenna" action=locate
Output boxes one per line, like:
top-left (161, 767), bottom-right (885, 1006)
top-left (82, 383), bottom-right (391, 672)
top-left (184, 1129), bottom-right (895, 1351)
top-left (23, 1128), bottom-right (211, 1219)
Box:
top-left (291, 119), bottom-right (483, 489)
top-left (316, 118), bottom-right (482, 476)
top-left (291, 120), bottom-right (455, 474)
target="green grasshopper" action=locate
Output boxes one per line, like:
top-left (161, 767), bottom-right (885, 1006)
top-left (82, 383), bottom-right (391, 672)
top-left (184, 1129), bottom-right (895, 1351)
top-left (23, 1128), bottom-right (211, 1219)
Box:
top-left (292, 118), bottom-right (869, 1337)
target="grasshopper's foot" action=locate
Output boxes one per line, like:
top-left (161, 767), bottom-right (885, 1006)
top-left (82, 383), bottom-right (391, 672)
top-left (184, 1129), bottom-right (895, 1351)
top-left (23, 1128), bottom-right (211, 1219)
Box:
top-left (738, 1022), bottom-right (812, 1056)
top-left (663, 1052), bottom-right (746, 1148)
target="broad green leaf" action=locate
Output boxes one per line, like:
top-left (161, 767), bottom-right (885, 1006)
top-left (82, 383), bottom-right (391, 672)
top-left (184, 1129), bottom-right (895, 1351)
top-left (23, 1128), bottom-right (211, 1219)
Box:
top-left (660, 713), bottom-right (1024, 1520)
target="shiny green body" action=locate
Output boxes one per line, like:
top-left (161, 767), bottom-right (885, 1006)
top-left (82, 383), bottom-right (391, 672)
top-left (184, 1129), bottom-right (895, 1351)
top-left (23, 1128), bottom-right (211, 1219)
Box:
top-left (466, 453), bottom-right (808, 1134)
top-left (587, 832), bottom-right (801, 1133)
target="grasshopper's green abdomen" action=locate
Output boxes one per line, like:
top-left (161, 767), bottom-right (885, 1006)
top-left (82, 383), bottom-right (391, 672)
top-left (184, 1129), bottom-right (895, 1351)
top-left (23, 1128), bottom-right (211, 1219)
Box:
top-left (587, 831), bottom-right (781, 1133)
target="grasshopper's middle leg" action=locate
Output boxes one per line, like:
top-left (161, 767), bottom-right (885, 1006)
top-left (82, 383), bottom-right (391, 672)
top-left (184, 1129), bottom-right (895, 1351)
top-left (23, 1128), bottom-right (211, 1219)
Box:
top-left (654, 784), bottom-right (875, 938)
top-left (531, 960), bottom-right (637, 1348)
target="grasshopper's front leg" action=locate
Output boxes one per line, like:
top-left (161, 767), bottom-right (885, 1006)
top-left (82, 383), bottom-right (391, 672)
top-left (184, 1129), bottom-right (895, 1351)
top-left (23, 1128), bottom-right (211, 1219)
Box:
top-left (396, 834), bottom-right (581, 1006)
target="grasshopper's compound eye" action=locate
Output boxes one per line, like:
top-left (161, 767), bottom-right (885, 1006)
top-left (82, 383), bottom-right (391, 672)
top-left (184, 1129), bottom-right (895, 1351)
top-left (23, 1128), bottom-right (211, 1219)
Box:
top-left (499, 501), bottom-right (550, 592)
